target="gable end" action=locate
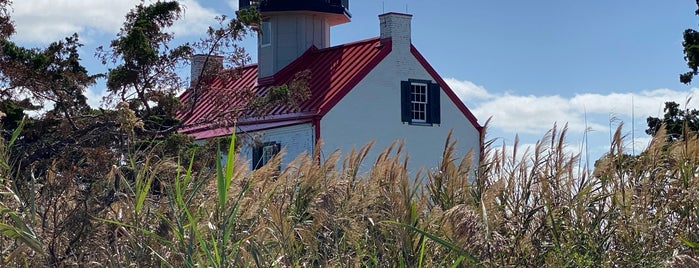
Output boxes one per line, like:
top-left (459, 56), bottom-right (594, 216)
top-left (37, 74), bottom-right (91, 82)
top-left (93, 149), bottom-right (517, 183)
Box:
top-left (410, 45), bottom-right (482, 132)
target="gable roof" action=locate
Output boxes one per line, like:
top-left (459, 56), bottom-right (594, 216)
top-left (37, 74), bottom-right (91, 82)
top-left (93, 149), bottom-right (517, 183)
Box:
top-left (178, 37), bottom-right (392, 139)
top-left (178, 36), bottom-right (483, 139)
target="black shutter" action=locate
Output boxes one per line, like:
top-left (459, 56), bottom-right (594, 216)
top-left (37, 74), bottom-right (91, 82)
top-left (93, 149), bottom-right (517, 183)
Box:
top-left (401, 81), bottom-right (411, 123)
top-left (252, 145), bottom-right (263, 170)
top-left (428, 82), bottom-right (440, 125)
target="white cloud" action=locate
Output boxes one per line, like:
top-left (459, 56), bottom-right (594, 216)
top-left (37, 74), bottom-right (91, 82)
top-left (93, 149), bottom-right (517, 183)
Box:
top-left (444, 77), bottom-right (491, 100)
top-left (172, 0), bottom-right (220, 37)
top-left (11, 0), bottom-right (219, 44)
top-left (445, 78), bottom-right (699, 137)
top-left (570, 88), bottom-right (699, 117)
top-left (84, 87), bottom-right (110, 109)
top-left (472, 93), bottom-right (607, 134)
top-left (11, 0), bottom-right (139, 43)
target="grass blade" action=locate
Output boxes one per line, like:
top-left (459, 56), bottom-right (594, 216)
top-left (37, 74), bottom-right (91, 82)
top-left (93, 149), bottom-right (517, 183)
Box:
top-left (383, 220), bottom-right (479, 265)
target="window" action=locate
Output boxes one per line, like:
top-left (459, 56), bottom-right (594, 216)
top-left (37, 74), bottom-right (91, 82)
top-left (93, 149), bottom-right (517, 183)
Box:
top-left (401, 79), bottom-right (440, 125)
top-left (410, 82), bottom-right (428, 123)
top-left (260, 20), bottom-right (271, 47)
top-left (252, 141), bottom-right (280, 170)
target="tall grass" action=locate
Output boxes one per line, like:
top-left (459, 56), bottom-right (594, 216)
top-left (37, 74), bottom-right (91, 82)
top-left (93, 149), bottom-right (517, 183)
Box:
top-left (1, 122), bottom-right (699, 266)
top-left (1, 117), bottom-right (44, 264)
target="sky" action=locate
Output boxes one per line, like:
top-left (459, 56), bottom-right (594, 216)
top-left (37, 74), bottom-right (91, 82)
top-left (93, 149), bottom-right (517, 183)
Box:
top-left (7, 0), bottom-right (699, 163)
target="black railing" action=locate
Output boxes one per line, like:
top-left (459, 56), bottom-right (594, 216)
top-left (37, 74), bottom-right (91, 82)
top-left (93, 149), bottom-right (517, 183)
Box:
top-left (239, 0), bottom-right (349, 15)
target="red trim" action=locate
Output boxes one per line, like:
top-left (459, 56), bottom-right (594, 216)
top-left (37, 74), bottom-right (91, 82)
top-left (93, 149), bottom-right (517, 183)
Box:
top-left (410, 45), bottom-right (483, 133)
top-left (180, 112), bottom-right (316, 134)
top-left (185, 120), bottom-right (313, 140)
top-left (257, 75), bottom-right (275, 85)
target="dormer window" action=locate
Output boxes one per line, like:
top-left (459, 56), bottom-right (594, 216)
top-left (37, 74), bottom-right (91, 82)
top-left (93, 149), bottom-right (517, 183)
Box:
top-left (401, 79), bottom-right (440, 126)
top-left (260, 20), bottom-right (271, 47)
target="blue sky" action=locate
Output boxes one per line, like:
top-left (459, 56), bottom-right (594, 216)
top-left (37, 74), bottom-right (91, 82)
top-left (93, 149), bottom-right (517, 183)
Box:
top-left (8, 0), bottom-right (699, 163)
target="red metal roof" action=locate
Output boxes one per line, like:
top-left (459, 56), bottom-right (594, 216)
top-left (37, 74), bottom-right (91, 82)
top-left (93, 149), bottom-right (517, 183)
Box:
top-left (178, 37), bottom-right (393, 136)
top-left (178, 64), bottom-right (258, 134)
top-left (178, 36), bottom-right (483, 139)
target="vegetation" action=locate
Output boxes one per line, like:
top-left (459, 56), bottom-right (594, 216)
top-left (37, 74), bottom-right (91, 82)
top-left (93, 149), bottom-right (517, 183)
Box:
top-left (1, 0), bottom-right (699, 267)
top-left (646, 101), bottom-right (699, 143)
top-left (681, 0), bottom-right (699, 84)
top-left (2, 119), bottom-right (699, 266)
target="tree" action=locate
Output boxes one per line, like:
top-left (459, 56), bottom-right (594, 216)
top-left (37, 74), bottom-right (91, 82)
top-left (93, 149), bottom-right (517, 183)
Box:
top-left (0, 1), bottom-right (268, 265)
top-left (646, 101), bottom-right (699, 142)
top-left (0, 2), bottom-right (127, 264)
top-left (681, 0), bottom-right (699, 84)
top-left (97, 1), bottom-right (192, 138)
top-left (0, 0), bottom-right (13, 38)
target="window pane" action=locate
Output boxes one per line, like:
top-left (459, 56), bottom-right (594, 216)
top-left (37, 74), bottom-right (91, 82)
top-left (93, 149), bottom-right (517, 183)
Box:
top-left (261, 144), bottom-right (276, 165)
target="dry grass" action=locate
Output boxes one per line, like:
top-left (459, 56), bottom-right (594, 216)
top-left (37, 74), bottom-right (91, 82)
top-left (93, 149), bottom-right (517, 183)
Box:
top-left (2, 123), bottom-right (699, 267)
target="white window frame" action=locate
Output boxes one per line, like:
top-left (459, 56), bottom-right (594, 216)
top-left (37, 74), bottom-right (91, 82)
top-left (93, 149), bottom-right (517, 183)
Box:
top-left (410, 82), bottom-right (428, 123)
top-left (260, 143), bottom-right (276, 166)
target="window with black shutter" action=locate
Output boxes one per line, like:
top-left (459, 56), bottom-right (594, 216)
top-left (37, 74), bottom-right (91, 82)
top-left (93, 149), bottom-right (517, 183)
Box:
top-left (252, 141), bottom-right (280, 170)
top-left (401, 79), bottom-right (440, 126)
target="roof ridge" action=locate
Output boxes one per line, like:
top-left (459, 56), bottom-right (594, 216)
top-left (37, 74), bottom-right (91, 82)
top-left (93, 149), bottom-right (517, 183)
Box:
top-left (313, 36), bottom-right (381, 52)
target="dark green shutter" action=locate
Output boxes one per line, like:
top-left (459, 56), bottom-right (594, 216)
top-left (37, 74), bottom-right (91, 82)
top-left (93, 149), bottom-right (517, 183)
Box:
top-left (428, 82), bottom-right (440, 125)
top-left (401, 81), bottom-right (411, 123)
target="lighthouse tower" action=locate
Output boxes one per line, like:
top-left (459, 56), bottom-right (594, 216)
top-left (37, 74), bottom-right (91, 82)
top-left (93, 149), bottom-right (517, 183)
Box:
top-left (239, 0), bottom-right (351, 78)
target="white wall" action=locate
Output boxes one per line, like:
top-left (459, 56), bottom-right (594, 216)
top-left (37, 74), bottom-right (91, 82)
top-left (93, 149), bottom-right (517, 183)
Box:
top-left (238, 123), bottom-right (315, 170)
top-left (320, 50), bottom-right (481, 175)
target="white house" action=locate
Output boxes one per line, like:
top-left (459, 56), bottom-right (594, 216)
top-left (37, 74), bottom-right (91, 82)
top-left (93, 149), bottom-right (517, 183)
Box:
top-left (178, 0), bottom-right (483, 172)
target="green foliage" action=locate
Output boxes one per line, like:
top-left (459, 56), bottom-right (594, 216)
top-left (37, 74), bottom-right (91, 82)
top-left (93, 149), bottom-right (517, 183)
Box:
top-left (0, 99), bottom-right (37, 138)
top-left (646, 101), bottom-right (699, 142)
top-left (681, 0), bottom-right (699, 84)
top-left (0, 34), bottom-right (97, 120)
top-left (99, 1), bottom-right (190, 136)
top-left (0, 117), bottom-right (45, 264)
top-left (383, 220), bottom-right (478, 265)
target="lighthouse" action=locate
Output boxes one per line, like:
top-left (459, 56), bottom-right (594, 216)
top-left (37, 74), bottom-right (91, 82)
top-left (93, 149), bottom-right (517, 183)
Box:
top-left (239, 0), bottom-right (351, 78)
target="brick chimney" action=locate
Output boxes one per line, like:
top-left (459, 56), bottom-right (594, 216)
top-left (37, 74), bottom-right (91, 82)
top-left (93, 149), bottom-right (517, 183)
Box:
top-left (379, 12), bottom-right (412, 52)
top-left (190, 54), bottom-right (223, 86)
